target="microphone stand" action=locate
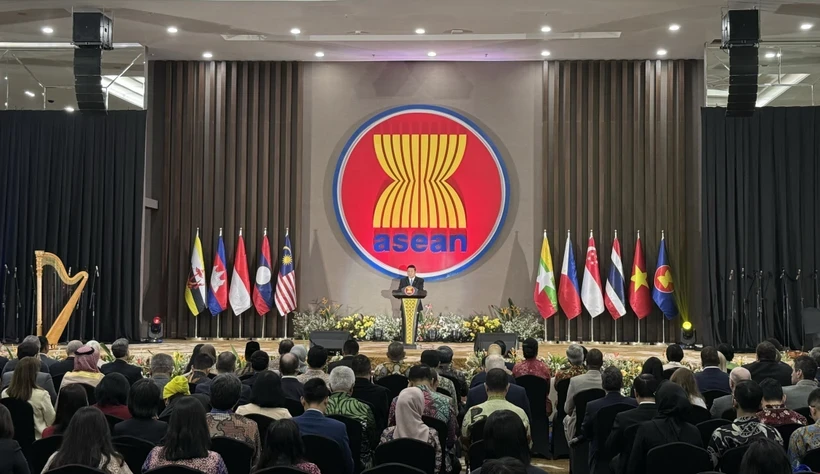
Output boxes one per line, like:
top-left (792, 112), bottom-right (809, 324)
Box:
top-left (814, 270), bottom-right (819, 309)
top-left (90, 266), bottom-right (98, 341)
top-left (780, 269), bottom-right (789, 347)
top-left (1, 265), bottom-right (7, 343)
top-left (729, 269), bottom-right (735, 347)
top-left (758, 271), bottom-right (767, 346)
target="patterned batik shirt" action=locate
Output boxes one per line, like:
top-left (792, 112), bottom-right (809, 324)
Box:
top-left (296, 368), bottom-right (330, 385)
top-left (512, 358), bottom-right (553, 415)
top-left (327, 391), bottom-right (378, 469)
top-left (438, 365), bottom-right (468, 396)
top-left (388, 385), bottom-right (457, 472)
top-left (554, 364), bottom-right (587, 383)
top-left (373, 360), bottom-right (413, 381)
top-left (434, 374), bottom-right (459, 411)
top-left (461, 395), bottom-right (531, 448)
top-left (205, 411), bottom-right (262, 465)
top-left (756, 404), bottom-right (807, 427)
top-left (789, 420), bottom-right (820, 468)
top-left (708, 416), bottom-right (783, 467)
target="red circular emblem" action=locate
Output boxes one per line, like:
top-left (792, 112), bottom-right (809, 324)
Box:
top-left (333, 105), bottom-right (509, 281)
top-left (403, 286), bottom-right (417, 296)
top-left (654, 265), bottom-right (675, 293)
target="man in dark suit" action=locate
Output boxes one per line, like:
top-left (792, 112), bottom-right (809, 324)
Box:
top-left (101, 338), bottom-right (144, 385)
top-left (398, 265), bottom-right (424, 342)
top-left (743, 341), bottom-right (793, 387)
top-left (465, 372), bottom-right (532, 422)
top-left (2, 337), bottom-right (49, 375)
top-left (49, 340), bottom-right (83, 388)
top-left (196, 352), bottom-right (251, 406)
top-left (37, 336), bottom-right (55, 370)
top-left (579, 367), bottom-right (637, 473)
top-left (470, 355), bottom-right (516, 389)
top-left (279, 353), bottom-right (304, 401)
top-left (606, 374), bottom-right (659, 474)
top-left (350, 354), bottom-right (391, 433)
top-left (327, 339), bottom-right (359, 373)
top-left (293, 378), bottom-right (354, 474)
top-left (241, 350), bottom-right (270, 388)
top-left (695, 346), bottom-right (731, 394)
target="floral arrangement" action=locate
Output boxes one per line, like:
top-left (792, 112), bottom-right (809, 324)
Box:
top-left (336, 314), bottom-right (376, 340)
top-left (464, 314), bottom-right (502, 337)
top-left (490, 299), bottom-right (544, 341)
top-left (365, 314), bottom-right (401, 341)
top-left (293, 298), bottom-right (345, 339)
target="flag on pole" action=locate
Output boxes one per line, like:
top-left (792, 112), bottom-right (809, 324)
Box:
top-left (252, 229), bottom-right (275, 316)
top-left (604, 231), bottom-right (627, 319)
top-left (558, 232), bottom-right (582, 319)
top-left (184, 229), bottom-right (207, 316)
top-left (229, 228), bottom-right (252, 315)
top-left (629, 231), bottom-right (653, 319)
top-left (534, 231), bottom-right (558, 319)
top-left (275, 229), bottom-right (297, 316)
top-left (207, 229), bottom-right (229, 315)
top-left (581, 231), bottom-right (605, 317)
top-left (652, 231), bottom-right (678, 319)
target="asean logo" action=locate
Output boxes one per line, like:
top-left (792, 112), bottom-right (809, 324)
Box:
top-left (333, 105), bottom-right (510, 281)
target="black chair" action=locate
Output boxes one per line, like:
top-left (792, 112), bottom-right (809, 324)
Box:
top-left (470, 419), bottom-right (486, 444)
top-left (468, 440), bottom-right (485, 471)
top-left (515, 375), bottom-right (550, 458)
top-left (646, 442), bottom-right (712, 474)
top-left (551, 378), bottom-right (571, 459)
top-left (253, 468), bottom-right (311, 474)
top-left (187, 383), bottom-right (198, 394)
top-left (0, 398), bottom-right (35, 453)
top-left (422, 415), bottom-right (448, 462)
top-left (45, 465), bottom-right (107, 474)
top-left (113, 435), bottom-right (156, 474)
top-left (52, 374), bottom-right (65, 391)
top-left (803, 447), bottom-right (820, 472)
top-left (375, 375), bottom-right (409, 402)
top-left (718, 444), bottom-right (749, 474)
top-left (796, 406), bottom-right (815, 424)
top-left (569, 388), bottom-right (605, 474)
top-left (303, 434), bottom-right (347, 474)
top-left (105, 414), bottom-right (124, 434)
top-left (439, 373), bottom-right (463, 397)
top-left (775, 423), bottom-right (803, 450)
top-left (614, 424), bottom-right (641, 474)
top-left (211, 436), bottom-right (255, 474)
top-left (592, 403), bottom-right (636, 474)
top-left (685, 405), bottom-right (712, 426)
top-left (696, 419), bottom-right (730, 448)
top-left (245, 413), bottom-right (274, 444)
top-left (435, 387), bottom-right (451, 398)
top-left (285, 398), bottom-right (304, 417)
top-left (362, 463), bottom-right (425, 474)
top-left (701, 390), bottom-right (729, 410)
top-left (240, 373), bottom-right (254, 381)
top-left (662, 367), bottom-right (680, 380)
top-left (30, 435), bottom-right (62, 473)
top-left (721, 408), bottom-right (736, 421)
top-left (78, 383), bottom-right (97, 405)
top-left (144, 467), bottom-right (203, 474)
top-left (375, 438), bottom-right (436, 474)
top-left (328, 414), bottom-right (364, 473)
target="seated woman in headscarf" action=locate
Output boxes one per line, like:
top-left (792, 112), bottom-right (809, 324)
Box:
top-left (627, 382), bottom-right (702, 474)
top-left (61, 346), bottom-right (104, 388)
top-left (379, 387), bottom-right (442, 473)
top-left (289, 345), bottom-right (308, 375)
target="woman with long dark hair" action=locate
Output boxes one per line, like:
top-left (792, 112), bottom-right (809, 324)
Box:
top-left (255, 419), bottom-right (320, 473)
top-left (641, 357), bottom-right (664, 381)
top-left (236, 371), bottom-right (290, 419)
top-left (2, 357), bottom-right (54, 439)
top-left (740, 438), bottom-right (791, 474)
top-left (0, 404), bottom-right (29, 473)
top-left (41, 406), bottom-right (131, 473)
top-left (95, 373), bottom-right (132, 420)
top-left (473, 410), bottom-right (546, 473)
top-left (141, 396), bottom-right (227, 474)
top-left (42, 384), bottom-right (88, 438)
top-left (112, 380), bottom-right (167, 445)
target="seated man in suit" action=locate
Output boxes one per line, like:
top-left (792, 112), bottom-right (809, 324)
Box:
top-left (470, 354), bottom-right (516, 389)
top-left (606, 374), bottom-right (659, 474)
top-left (269, 338), bottom-right (294, 371)
top-left (3, 336), bottom-right (49, 375)
top-left (293, 378), bottom-right (354, 474)
top-left (100, 338), bottom-right (144, 385)
top-left (49, 339), bottom-right (83, 387)
top-left (241, 350), bottom-right (270, 387)
top-left (711, 367), bottom-right (751, 419)
top-left (461, 368), bottom-right (531, 449)
top-left (279, 353), bottom-right (305, 401)
top-left (564, 348), bottom-right (604, 441)
top-left (37, 336), bottom-right (55, 370)
top-left (743, 341), bottom-right (793, 387)
top-left (696, 346), bottom-right (731, 394)
top-left (350, 354), bottom-right (390, 433)
top-left (1, 340), bottom-right (57, 404)
top-left (149, 353), bottom-right (174, 397)
top-left (196, 351), bottom-right (251, 405)
top-left (465, 355), bottom-right (532, 422)
top-left (437, 346), bottom-right (467, 398)
top-left (578, 366), bottom-right (637, 472)
top-left (327, 339), bottom-right (359, 373)
top-left (783, 355), bottom-right (819, 410)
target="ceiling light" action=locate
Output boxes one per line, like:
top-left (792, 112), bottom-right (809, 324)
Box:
top-left (541, 50), bottom-right (551, 57)
top-left (427, 51), bottom-right (437, 57)
top-left (202, 52), bottom-right (213, 59)
top-left (415, 28), bottom-right (425, 34)
top-left (167, 26), bottom-right (178, 34)
top-left (657, 49), bottom-right (668, 56)
top-left (24, 90), bottom-right (35, 97)
top-left (541, 26), bottom-right (552, 33)
top-left (668, 24), bottom-right (680, 32)
top-left (64, 106), bottom-right (74, 112)
top-left (801, 23), bottom-right (813, 31)
top-left (290, 27), bottom-right (301, 35)
top-left (765, 52), bottom-right (776, 59)
top-left (41, 26), bottom-right (54, 34)
top-left (777, 52), bottom-right (782, 57)
top-left (315, 51), bottom-right (324, 58)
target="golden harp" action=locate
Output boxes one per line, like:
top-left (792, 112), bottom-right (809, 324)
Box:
top-left (34, 251), bottom-right (89, 346)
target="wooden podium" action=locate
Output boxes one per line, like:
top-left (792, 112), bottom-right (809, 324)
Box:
top-left (392, 286), bottom-right (427, 347)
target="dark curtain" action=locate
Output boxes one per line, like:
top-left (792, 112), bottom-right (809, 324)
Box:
top-left (542, 60), bottom-right (703, 343)
top-left (0, 111), bottom-right (145, 342)
top-left (702, 106), bottom-right (820, 350)
top-left (146, 61), bottom-right (302, 339)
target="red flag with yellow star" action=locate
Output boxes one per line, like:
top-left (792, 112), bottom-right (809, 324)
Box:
top-left (629, 232), bottom-right (652, 319)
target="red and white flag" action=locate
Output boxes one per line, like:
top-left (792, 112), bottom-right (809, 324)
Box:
top-left (581, 231), bottom-right (605, 317)
top-left (229, 228), bottom-right (252, 315)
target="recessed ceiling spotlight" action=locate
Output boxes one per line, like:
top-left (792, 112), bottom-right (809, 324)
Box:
top-left (427, 51), bottom-right (437, 57)
top-left (669, 24), bottom-right (680, 32)
top-left (415, 28), bottom-right (426, 34)
top-left (290, 27), bottom-right (301, 35)
top-left (801, 23), bottom-right (813, 30)
top-left (167, 26), bottom-right (178, 34)
top-left (41, 26), bottom-right (54, 34)
top-left (765, 52), bottom-right (776, 59)
top-left (24, 90), bottom-right (35, 97)
top-left (64, 106), bottom-right (75, 112)
top-left (541, 26), bottom-right (552, 33)
top-left (202, 51), bottom-right (213, 59)
top-left (315, 51), bottom-right (325, 58)
top-left (541, 50), bottom-right (551, 57)
top-left (657, 48), bottom-right (668, 56)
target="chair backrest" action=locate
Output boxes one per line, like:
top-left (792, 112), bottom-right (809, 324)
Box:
top-left (515, 375), bottom-right (550, 458)
top-left (284, 398), bottom-right (304, 417)
top-left (105, 414), bottom-right (124, 434)
top-left (555, 378), bottom-right (571, 418)
top-left (552, 378), bottom-right (572, 459)
top-left (30, 435), bottom-right (63, 473)
top-left (435, 387), bottom-right (451, 398)
top-left (685, 405), bottom-right (712, 426)
top-left (210, 436), bottom-right (255, 474)
top-left (593, 403), bottom-right (636, 468)
top-left (45, 465), bottom-right (107, 474)
top-left (646, 442), bottom-right (712, 474)
top-left (572, 389), bottom-right (605, 437)
top-left (775, 423), bottom-right (803, 450)
top-left (253, 467), bottom-right (315, 474)
top-left (439, 374), bottom-right (461, 395)
top-left (113, 435), bottom-right (156, 474)
top-left (375, 375), bottom-right (409, 402)
top-left (328, 414), bottom-right (364, 472)
top-left (187, 383), bottom-right (197, 394)
top-left (303, 434), bottom-right (346, 474)
top-left (721, 408), bottom-right (737, 421)
top-left (701, 390), bottom-right (729, 410)
top-left (696, 419), bottom-right (731, 448)
top-left (662, 368), bottom-right (680, 380)
top-left (803, 446), bottom-right (820, 472)
top-left (718, 444), bottom-right (750, 474)
top-left (78, 383), bottom-right (97, 405)
top-left (0, 397), bottom-right (35, 450)
top-left (375, 437), bottom-right (436, 474)
top-left (143, 466), bottom-right (204, 474)
top-left (422, 415), bottom-right (447, 470)
top-left (244, 414), bottom-right (274, 444)
top-left (468, 439), bottom-right (485, 471)
top-left (796, 406), bottom-right (815, 424)
top-left (362, 462), bottom-right (426, 474)
top-left (470, 419), bottom-right (487, 443)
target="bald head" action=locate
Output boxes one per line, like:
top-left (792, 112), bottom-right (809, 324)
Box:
top-left (729, 367), bottom-right (751, 391)
top-left (280, 353), bottom-right (299, 376)
top-left (485, 355), bottom-right (506, 371)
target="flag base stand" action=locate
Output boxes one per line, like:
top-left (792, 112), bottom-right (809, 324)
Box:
top-left (209, 313), bottom-right (226, 341)
top-left (186, 316), bottom-right (204, 340)
top-left (256, 316), bottom-right (273, 341)
top-left (632, 321), bottom-right (649, 345)
top-left (654, 318), bottom-right (669, 346)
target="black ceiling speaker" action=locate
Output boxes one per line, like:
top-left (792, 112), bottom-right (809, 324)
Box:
top-left (721, 9), bottom-right (760, 118)
top-left (72, 12), bottom-right (113, 111)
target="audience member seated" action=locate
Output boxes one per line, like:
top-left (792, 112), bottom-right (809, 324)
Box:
top-left (465, 357), bottom-right (532, 422)
top-left (670, 367), bottom-right (707, 408)
top-left (297, 345), bottom-right (331, 385)
top-left (513, 338), bottom-right (551, 382)
top-left (293, 378), bottom-right (354, 474)
top-left (788, 388), bottom-right (820, 468)
top-left (437, 346), bottom-right (468, 398)
top-left (148, 353), bottom-right (174, 397)
top-left (708, 379), bottom-right (783, 467)
top-left (196, 352), bottom-right (251, 404)
top-left (767, 338), bottom-right (786, 360)
top-left (237, 341), bottom-right (261, 378)
top-left (718, 351), bottom-right (728, 373)
top-left (279, 353), bottom-right (305, 401)
top-left (351, 355), bottom-right (390, 432)
top-left (742, 437), bottom-right (793, 474)
top-left (290, 345), bottom-right (308, 374)
top-left (640, 357), bottom-right (664, 380)
top-left (548, 344), bottom-right (587, 416)
top-left (479, 457), bottom-right (529, 474)
top-left (627, 382), bottom-right (702, 474)
top-left (2, 336), bottom-right (49, 375)
top-left (242, 350), bottom-right (271, 387)
top-left (328, 339), bottom-right (360, 373)
top-left (160, 375), bottom-right (193, 419)
top-left (489, 340), bottom-right (515, 371)
top-left (205, 374), bottom-right (261, 464)
top-left (783, 355), bottom-right (819, 410)
top-left (187, 352), bottom-right (216, 385)
top-left (2, 356), bottom-right (55, 439)
top-left (718, 343), bottom-right (738, 371)
top-left (743, 341), bottom-right (793, 387)
top-left (49, 340), bottom-right (83, 386)
top-left (472, 410), bottom-right (547, 474)
top-left (327, 366), bottom-right (377, 469)
top-left (0, 404), bottom-right (28, 474)
top-left (254, 419), bottom-right (321, 474)
top-left (373, 342), bottom-right (412, 381)
top-left (462, 368), bottom-right (531, 448)
top-left (61, 345), bottom-right (104, 389)
top-left (711, 367), bottom-right (751, 418)
top-left (113, 379), bottom-right (168, 445)
top-left (41, 406), bottom-right (132, 473)
top-left (1, 341), bottom-right (57, 404)
top-left (470, 355), bottom-right (516, 389)
top-left (95, 373), bottom-right (133, 420)
top-left (663, 344), bottom-right (685, 371)
top-left (756, 378), bottom-right (806, 427)
top-left (564, 348), bottom-right (604, 440)
top-left (380, 387), bottom-right (442, 474)
top-left (236, 370), bottom-right (291, 420)
top-left (420, 350), bottom-right (458, 408)
top-left (269, 339), bottom-right (294, 371)
top-left (580, 366), bottom-right (637, 466)
top-left (37, 335), bottom-right (55, 370)
top-left (86, 340), bottom-right (107, 368)
top-left (389, 365), bottom-right (457, 445)
top-left (101, 339), bottom-right (144, 386)
top-left (182, 343), bottom-right (204, 374)
top-left (696, 346), bottom-right (731, 393)
top-left (606, 374), bottom-right (659, 474)
top-left (810, 348), bottom-right (820, 383)
top-left (42, 383), bottom-right (87, 438)
top-left (142, 396), bottom-right (228, 474)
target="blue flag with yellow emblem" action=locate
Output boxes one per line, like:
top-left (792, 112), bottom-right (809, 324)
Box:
top-left (652, 232), bottom-right (678, 319)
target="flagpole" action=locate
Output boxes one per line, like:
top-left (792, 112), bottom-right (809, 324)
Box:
top-left (284, 227), bottom-right (290, 340)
